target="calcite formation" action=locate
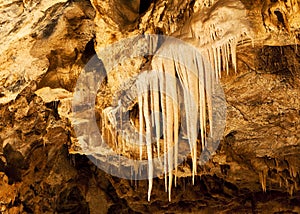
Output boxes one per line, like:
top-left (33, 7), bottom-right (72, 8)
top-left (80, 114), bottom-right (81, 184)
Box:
top-left (0, 0), bottom-right (300, 213)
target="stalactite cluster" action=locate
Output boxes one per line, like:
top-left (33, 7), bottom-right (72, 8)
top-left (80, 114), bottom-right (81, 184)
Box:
top-left (101, 0), bottom-right (252, 200)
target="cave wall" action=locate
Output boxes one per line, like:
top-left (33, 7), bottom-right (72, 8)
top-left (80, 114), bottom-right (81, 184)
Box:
top-left (0, 0), bottom-right (300, 213)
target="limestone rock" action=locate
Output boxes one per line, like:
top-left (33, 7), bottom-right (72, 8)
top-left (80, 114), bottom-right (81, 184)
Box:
top-left (0, 0), bottom-right (300, 213)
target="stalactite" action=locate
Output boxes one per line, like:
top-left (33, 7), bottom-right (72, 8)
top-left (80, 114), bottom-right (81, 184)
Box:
top-left (142, 85), bottom-right (153, 201)
top-left (289, 165), bottom-right (297, 178)
top-left (196, 55), bottom-right (206, 150)
top-left (289, 184), bottom-right (294, 196)
top-left (150, 70), bottom-right (161, 160)
top-left (137, 80), bottom-right (144, 160)
top-left (259, 170), bottom-right (267, 192)
top-left (99, 0), bottom-right (252, 201)
top-left (157, 60), bottom-right (168, 193)
top-left (173, 71), bottom-right (179, 188)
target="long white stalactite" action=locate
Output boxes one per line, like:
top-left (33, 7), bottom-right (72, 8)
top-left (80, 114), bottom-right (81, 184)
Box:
top-left (100, 0), bottom-right (251, 202)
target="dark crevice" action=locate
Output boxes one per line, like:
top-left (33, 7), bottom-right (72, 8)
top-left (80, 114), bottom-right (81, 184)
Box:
top-left (81, 38), bottom-right (97, 65)
top-left (42, 18), bottom-right (59, 38)
top-left (56, 186), bottom-right (89, 213)
top-left (45, 101), bottom-right (60, 120)
top-left (274, 10), bottom-right (285, 26)
top-left (139, 0), bottom-right (154, 14)
top-left (3, 144), bottom-right (28, 184)
top-left (257, 45), bottom-right (300, 86)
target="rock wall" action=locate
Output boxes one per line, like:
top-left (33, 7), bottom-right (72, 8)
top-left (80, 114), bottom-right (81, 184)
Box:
top-left (0, 0), bottom-right (300, 213)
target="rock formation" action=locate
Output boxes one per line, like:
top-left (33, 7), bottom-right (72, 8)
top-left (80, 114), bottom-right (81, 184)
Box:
top-left (0, 0), bottom-right (300, 213)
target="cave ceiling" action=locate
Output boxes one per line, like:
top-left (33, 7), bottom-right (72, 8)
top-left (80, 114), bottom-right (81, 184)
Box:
top-left (0, 0), bottom-right (300, 213)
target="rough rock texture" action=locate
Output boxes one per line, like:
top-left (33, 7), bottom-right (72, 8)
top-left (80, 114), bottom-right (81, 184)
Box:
top-left (1, 0), bottom-right (300, 213)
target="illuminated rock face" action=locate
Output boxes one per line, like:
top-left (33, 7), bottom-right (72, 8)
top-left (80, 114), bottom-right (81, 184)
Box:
top-left (0, 0), bottom-right (300, 213)
top-left (262, 0), bottom-right (299, 32)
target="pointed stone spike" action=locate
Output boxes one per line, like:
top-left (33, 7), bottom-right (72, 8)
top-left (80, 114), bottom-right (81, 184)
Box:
top-left (143, 88), bottom-right (153, 202)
